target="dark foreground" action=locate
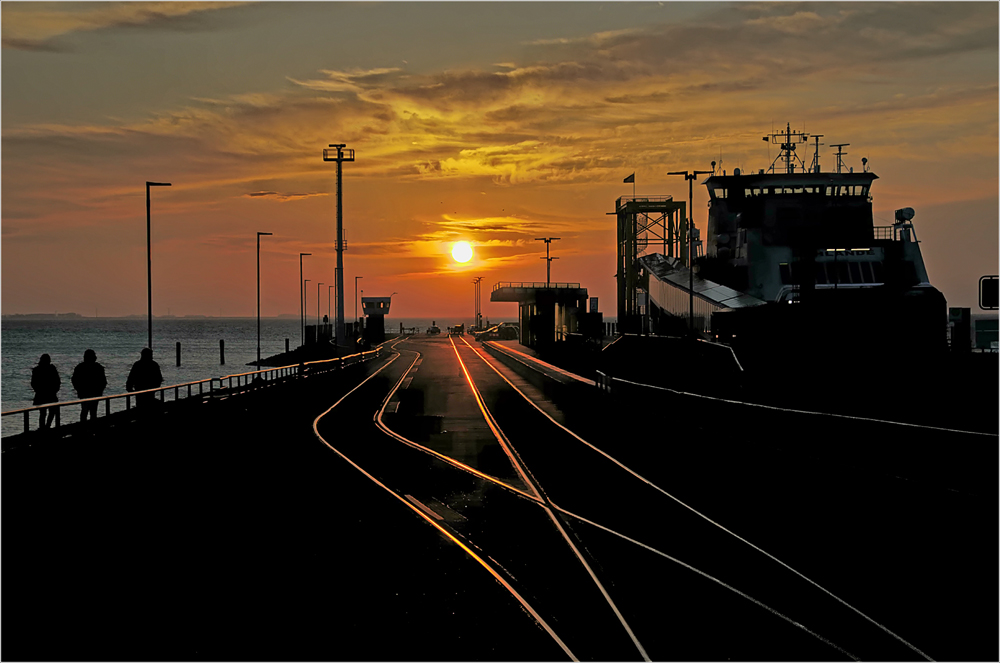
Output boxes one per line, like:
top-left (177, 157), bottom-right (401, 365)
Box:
top-left (2, 341), bottom-right (997, 661)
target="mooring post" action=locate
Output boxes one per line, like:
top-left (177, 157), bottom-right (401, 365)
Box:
top-left (176, 341), bottom-right (181, 367)
top-left (219, 339), bottom-right (225, 365)
top-left (285, 338), bottom-right (289, 353)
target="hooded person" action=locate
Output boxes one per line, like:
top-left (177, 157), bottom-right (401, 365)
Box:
top-left (72, 349), bottom-right (108, 422)
top-left (126, 348), bottom-right (163, 408)
top-left (31, 354), bottom-right (61, 428)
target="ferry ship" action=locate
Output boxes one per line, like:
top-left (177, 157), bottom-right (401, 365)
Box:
top-left (634, 124), bottom-right (946, 373)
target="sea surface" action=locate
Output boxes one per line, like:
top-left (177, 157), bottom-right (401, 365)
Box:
top-left (0, 317), bottom-right (451, 436)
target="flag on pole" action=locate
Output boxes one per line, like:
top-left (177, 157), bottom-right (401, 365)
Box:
top-left (623, 173), bottom-right (635, 183)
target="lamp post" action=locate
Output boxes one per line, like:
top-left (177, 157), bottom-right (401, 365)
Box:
top-left (303, 279), bottom-right (310, 345)
top-left (323, 143), bottom-right (355, 348)
top-left (257, 232), bottom-right (273, 366)
top-left (145, 181), bottom-right (171, 351)
top-left (328, 285), bottom-right (334, 323)
top-left (667, 168), bottom-right (713, 336)
top-left (317, 282), bottom-right (323, 326)
top-left (535, 237), bottom-right (561, 285)
top-left (355, 275), bottom-right (363, 334)
top-left (299, 252), bottom-right (311, 346)
top-left (472, 276), bottom-right (483, 330)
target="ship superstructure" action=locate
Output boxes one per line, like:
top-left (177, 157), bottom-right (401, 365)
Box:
top-left (628, 124), bottom-right (945, 366)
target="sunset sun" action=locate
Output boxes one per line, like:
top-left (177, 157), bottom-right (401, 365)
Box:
top-left (451, 241), bottom-right (473, 263)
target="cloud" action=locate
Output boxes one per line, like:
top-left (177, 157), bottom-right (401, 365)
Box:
top-left (243, 191), bottom-right (329, 202)
top-left (1, 2), bottom-right (250, 51)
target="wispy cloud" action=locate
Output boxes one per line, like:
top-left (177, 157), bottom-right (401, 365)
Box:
top-left (1, 2), bottom-right (249, 51)
top-left (243, 191), bottom-right (329, 202)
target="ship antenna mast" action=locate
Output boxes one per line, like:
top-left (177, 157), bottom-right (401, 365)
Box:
top-left (830, 143), bottom-right (850, 174)
top-left (763, 122), bottom-right (809, 174)
top-left (809, 134), bottom-right (824, 173)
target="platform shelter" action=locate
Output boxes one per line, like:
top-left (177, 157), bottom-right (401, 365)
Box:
top-left (490, 282), bottom-right (589, 349)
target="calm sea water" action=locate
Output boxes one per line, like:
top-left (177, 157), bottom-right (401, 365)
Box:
top-left (0, 317), bottom-right (452, 435)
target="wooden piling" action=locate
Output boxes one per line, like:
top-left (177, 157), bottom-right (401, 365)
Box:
top-left (220, 339), bottom-right (225, 365)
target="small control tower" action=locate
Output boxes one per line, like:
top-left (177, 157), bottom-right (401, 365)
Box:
top-left (361, 296), bottom-right (392, 344)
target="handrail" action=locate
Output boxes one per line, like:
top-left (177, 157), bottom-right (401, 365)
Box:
top-left (2, 346), bottom-right (385, 438)
top-left (493, 281), bottom-right (582, 292)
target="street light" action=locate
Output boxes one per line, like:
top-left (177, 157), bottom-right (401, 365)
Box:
top-left (667, 168), bottom-right (713, 336)
top-left (328, 285), bottom-right (334, 324)
top-left (535, 237), bottom-right (561, 285)
top-left (317, 282), bottom-right (323, 327)
top-left (472, 276), bottom-right (483, 330)
top-left (304, 279), bottom-right (310, 344)
top-left (323, 143), bottom-right (355, 348)
top-left (355, 276), bottom-right (363, 332)
top-left (299, 252), bottom-right (311, 346)
top-left (256, 232), bottom-right (273, 367)
top-left (145, 181), bottom-right (171, 351)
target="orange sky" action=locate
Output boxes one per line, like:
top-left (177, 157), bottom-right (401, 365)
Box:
top-left (2, 2), bottom-right (997, 320)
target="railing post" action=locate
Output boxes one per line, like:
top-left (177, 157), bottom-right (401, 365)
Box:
top-left (55, 407), bottom-right (60, 428)
top-left (23, 410), bottom-right (29, 434)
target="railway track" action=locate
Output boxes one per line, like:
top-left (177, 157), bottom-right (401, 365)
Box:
top-left (311, 335), bottom-right (934, 661)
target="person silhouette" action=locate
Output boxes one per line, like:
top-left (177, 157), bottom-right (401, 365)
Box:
top-left (126, 348), bottom-right (163, 408)
top-left (72, 349), bottom-right (108, 422)
top-left (31, 354), bottom-right (61, 429)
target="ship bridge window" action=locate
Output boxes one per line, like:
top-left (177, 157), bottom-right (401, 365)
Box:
top-left (816, 263), bottom-right (829, 284)
top-left (848, 262), bottom-right (863, 283)
top-left (779, 262), bottom-right (792, 284)
top-left (859, 262), bottom-right (874, 283)
top-left (871, 261), bottom-right (884, 283)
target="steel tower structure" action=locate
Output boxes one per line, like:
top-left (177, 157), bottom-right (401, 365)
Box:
top-left (323, 144), bottom-right (355, 346)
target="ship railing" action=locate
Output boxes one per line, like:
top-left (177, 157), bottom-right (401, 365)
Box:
top-left (873, 225), bottom-right (917, 242)
top-left (616, 195), bottom-right (675, 208)
top-left (873, 226), bottom-right (897, 241)
top-left (493, 281), bottom-right (582, 292)
top-left (2, 347), bottom-right (384, 439)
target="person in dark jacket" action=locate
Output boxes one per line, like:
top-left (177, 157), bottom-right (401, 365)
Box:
top-left (126, 348), bottom-right (163, 408)
top-left (31, 354), bottom-right (60, 429)
top-left (72, 349), bottom-right (108, 422)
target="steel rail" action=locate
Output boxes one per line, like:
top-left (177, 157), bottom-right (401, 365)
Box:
top-left (382, 337), bottom-right (861, 659)
top-left (460, 336), bottom-right (933, 662)
top-left (448, 336), bottom-right (650, 662)
top-left (308, 337), bottom-right (578, 662)
top-left (373, 345), bottom-right (538, 502)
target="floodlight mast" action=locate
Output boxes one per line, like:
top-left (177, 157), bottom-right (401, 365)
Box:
top-left (323, 143), bottom-right (355, 346)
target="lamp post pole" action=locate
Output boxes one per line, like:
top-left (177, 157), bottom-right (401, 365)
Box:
top-left (317, 282), bottom-right (323, 327)
top-left (667, 168), bottom-right (713, 336)
top-left (328, 285), bottom-right (333, 323)
top-left (299, 253), bottom-right (311, 346)
top-left (257, 232), bottom-right (273, 366)
top-left (145, 181), bottom-right (171, 351)
top-left (535, 237), bottom-right (561, 285)
top-left (323, 144), bottom-right (355, 347)
top-left (303, 279), bottom-right (310, 345)
top-left (355, 275), bottom-right (363, 335)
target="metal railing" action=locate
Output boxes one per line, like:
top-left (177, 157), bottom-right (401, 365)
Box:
top-left (493, 281), bottom-right (582, 292)
top-left (616, 195), bottom-right (675, 208)
top-left (2, 347), bottom-right (383, 438)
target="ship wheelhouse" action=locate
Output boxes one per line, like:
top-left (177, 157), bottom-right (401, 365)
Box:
top-left (696, 169), bottom-right (931, 308)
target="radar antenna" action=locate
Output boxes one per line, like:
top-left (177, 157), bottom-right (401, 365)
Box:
top-left (809, 134), bottom-right (824, 173)
top-left (830, 143), bottom-right (849, 174)
top-left (763, 122), bottom-right (809, 174)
